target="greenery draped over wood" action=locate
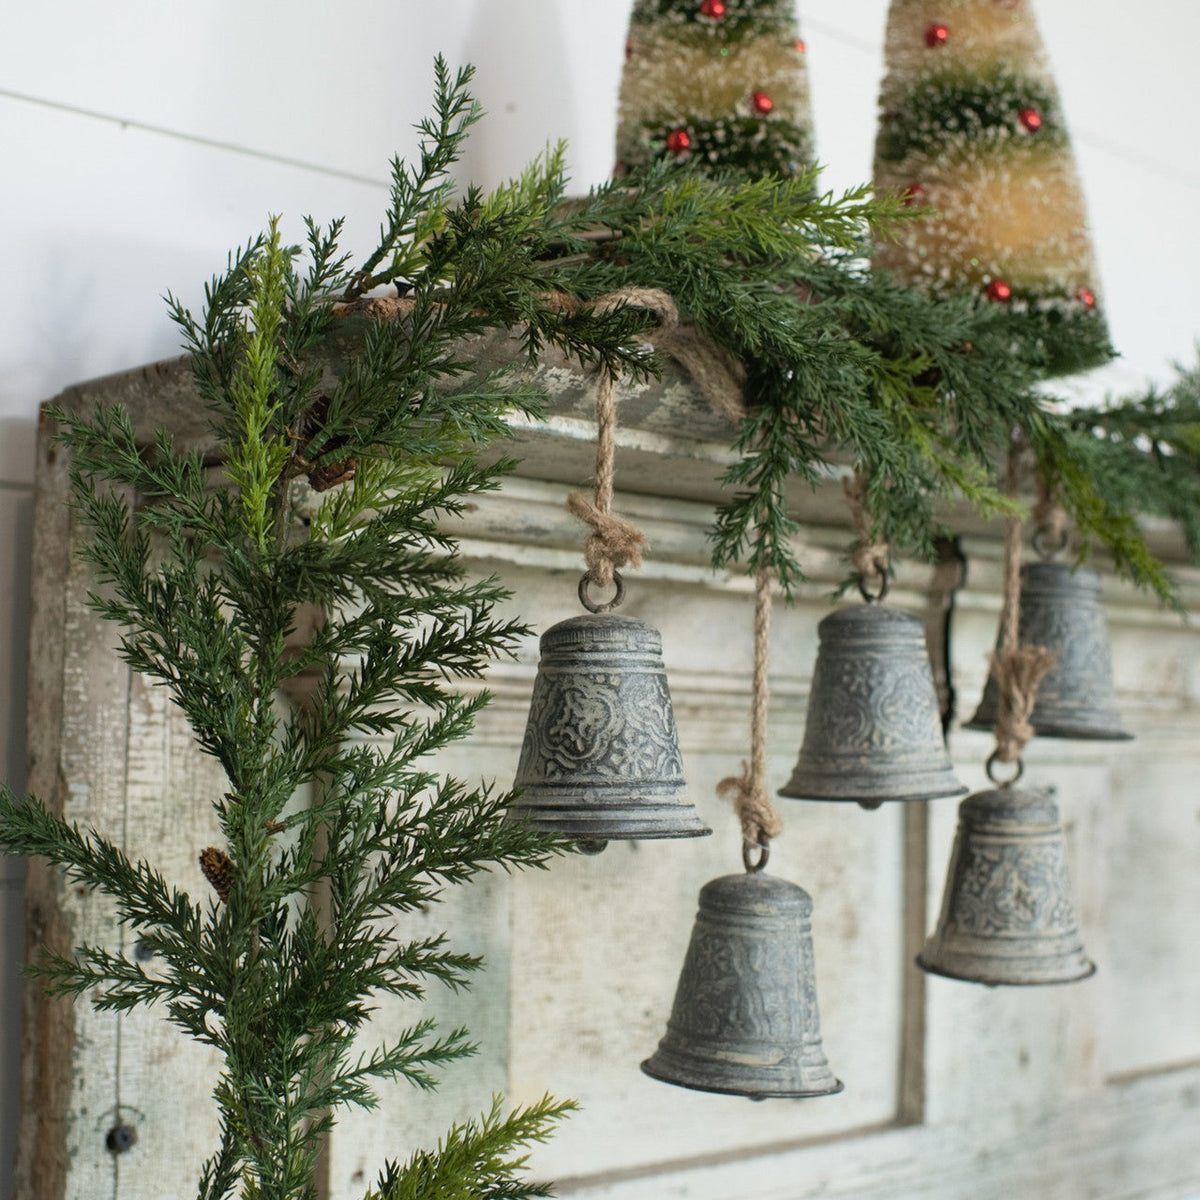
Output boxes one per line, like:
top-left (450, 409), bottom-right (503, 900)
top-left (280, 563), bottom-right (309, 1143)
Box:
top-left (0, 56), bottom-right (1195, 1200)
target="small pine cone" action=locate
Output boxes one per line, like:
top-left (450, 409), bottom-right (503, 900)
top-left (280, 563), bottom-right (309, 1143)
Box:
top-left (307, 458), bottom-right (357, 491)
top-left (199, 847), bottom-right (236, 902)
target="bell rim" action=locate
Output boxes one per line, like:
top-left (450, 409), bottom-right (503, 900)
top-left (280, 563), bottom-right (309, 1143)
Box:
top-left (505, 813), bottom-right (713, 839)
top-left (915, 952), bottom-right (1098, 988)
top-left (639, 1057), bottom-right (844, 1100)
top-left (778, 779), bottom-right (968, 804)
top-left (962, 714), bottom-right (1132, 741)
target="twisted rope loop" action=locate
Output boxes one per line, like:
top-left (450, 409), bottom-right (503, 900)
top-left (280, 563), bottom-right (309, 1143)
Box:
top-left (567, 286), bottom-right (748, 588)
top-left (843, 470), bottom-right (890, 596)
top-left (717, 565), bottom-right (784, 859)
top-left (990, 438), bottom-right (1057, 767)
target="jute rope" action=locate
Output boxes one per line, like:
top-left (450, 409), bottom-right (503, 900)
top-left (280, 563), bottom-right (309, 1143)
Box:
top-left (335, 287), bottom-right (748, 590)
top-left (332, 290), bottom-right (747, 422)
top-left (566, 287), bottom-right (746, 588)
top-left (717, 564), bottom-right (785, 853)
top-left (990, 438), bottom-right (1057, 766)
top-left (844, 469), bottom-right (890, 594)
top-left (1031, 469), bottom-right (1070, 555)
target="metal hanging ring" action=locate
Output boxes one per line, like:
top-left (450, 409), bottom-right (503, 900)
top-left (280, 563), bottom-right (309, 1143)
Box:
top-left (985, 750), bottom-right (1025, 788)
top-left (742, 839), bottom-right (770, 874)
top-left (857, 572), bottom-right (890, 604)
top-left (1032, 527), bottom-right (1070, 561)
top-left (578, 570), bottom-right (626, 613)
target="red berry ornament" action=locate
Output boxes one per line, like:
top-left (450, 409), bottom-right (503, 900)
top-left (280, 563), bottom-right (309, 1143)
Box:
top-left (902, 182), bottom-right (926, 206)
top-left (751, 91), bottom-right (774, 115)
top-left (925, 23), bottom-right (949, 47)
top-left (666, 129), bottom-right (691, 155)
top-left (700, 0), bottom-right (727, 18)
top-left (1076, 288), bottom-right (1096, 308)
top-left (625, 38), bottom-right (634, 60)
top-left (985, 279), bottom-right (1012, 302)
top-left (1019, 108), bottom-right (1042, 132)
top-left (796, 38), bottom-right (806, 53)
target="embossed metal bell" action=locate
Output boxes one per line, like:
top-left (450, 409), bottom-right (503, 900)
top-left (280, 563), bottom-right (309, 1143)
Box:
top-left (779, 604), bottom-right (966, 808)
top-left (918, 785), bottom-right (1096, 986)
top-left (510, 612), bottom-right (710, 851)
top-left (967, 561), bottom-right (1131, 741)
top-left (642, 871), bottom-right (843, 1099)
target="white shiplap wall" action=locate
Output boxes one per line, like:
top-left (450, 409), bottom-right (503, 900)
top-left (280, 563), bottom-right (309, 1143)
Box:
top-left (1, 2), bottom-right (1199, 1196)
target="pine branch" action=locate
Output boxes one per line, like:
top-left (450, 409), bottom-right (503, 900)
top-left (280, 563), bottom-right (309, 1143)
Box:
top-left (368, 1095), bottom-right (576, 1200)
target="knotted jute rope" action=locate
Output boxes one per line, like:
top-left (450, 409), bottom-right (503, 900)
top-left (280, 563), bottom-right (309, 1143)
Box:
top-left (990, 439), bottom-right (1057, 767)
top-left (717, 564), bottom-right (785, 857)
top-left (567, 287), bottom-right (746, 589)
top-left (844, 469), bottom-right (890, 595)
top-left (1031, 469), bottom-right (1070, 556)
top-left (336, 287), bottom-right (748, 589)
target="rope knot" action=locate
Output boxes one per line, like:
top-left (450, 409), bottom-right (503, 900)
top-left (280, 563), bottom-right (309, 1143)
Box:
top-left (990, 644), bottom-right (1058, 763)
top-left (565, 492), bottom-right (646, 588)
top-left (843, 472), bottom-right (890, 592)
top-left (718, 762), bottom-right (784, 849)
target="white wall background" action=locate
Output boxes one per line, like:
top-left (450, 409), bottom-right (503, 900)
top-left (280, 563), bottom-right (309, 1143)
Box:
top-left (1, 2), bottom-right (1198, 1193)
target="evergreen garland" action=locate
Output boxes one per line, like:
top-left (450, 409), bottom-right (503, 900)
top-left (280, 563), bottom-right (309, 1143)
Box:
top-left (1063, 353), bottom-right (1200, 563)
top-left (0, 59), bottom-right (1037, 1199)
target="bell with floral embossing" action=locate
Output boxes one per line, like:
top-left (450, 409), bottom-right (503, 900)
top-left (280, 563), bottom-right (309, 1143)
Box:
top-left (918, 784), bottom-right (1096, 986)
top-left (642, 870), bottom-right (842, 1099)
top-left (967, 560), bottom-right (1131, 741)
top-left (779, 603), bottom-right (966, 809)
top-left (510, 610), bottom-right (710, 852)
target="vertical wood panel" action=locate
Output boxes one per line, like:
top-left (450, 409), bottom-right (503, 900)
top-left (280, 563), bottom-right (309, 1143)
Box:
top-left (110, 671), bottom-right (226, 1199)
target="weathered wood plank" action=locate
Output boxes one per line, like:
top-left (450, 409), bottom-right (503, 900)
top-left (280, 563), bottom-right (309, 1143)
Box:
top-left (16, 415), bottom-right (228, 1198)
top-left (549, 1064), bottom-right (1200, 1199)
top-left (110, 669), bottom-right (226, 1199)
top-left (17, 413), bottom-right (85, 1200)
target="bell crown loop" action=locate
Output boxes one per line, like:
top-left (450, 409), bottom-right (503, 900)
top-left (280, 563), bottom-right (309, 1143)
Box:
top-left (742, 838), bottom-right (770, 874)
top-left (578, 569), bottom-right (626, 614)
top-left (857, 572), bottom-right (890, 603)
top-left (985, 750), bottom-right (1025, 788)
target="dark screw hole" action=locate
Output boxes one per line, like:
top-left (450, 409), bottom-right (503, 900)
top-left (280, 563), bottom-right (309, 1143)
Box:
top-left (133, 940), bottom-right (155, 962)
top-left (106, 1124), bottom-right (137, 1154)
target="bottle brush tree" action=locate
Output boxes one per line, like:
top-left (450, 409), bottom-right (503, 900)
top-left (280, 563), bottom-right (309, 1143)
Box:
top-left (616, 0), bottom-right (815, 178)
top-left (872, 0), bottom-right (1112, 377)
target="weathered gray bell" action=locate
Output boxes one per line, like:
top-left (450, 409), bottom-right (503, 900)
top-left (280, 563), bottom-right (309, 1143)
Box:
top-left (967, 560), bottom-right (1131, 741)
top-left (510, 612), bottom-right (710, 850)
top-left (779, 604), bottom-right (966, 807)
top-left (641, 871), bottom-right (843, 1099)
top-left (918, 785), bottom-right (1096, 986)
